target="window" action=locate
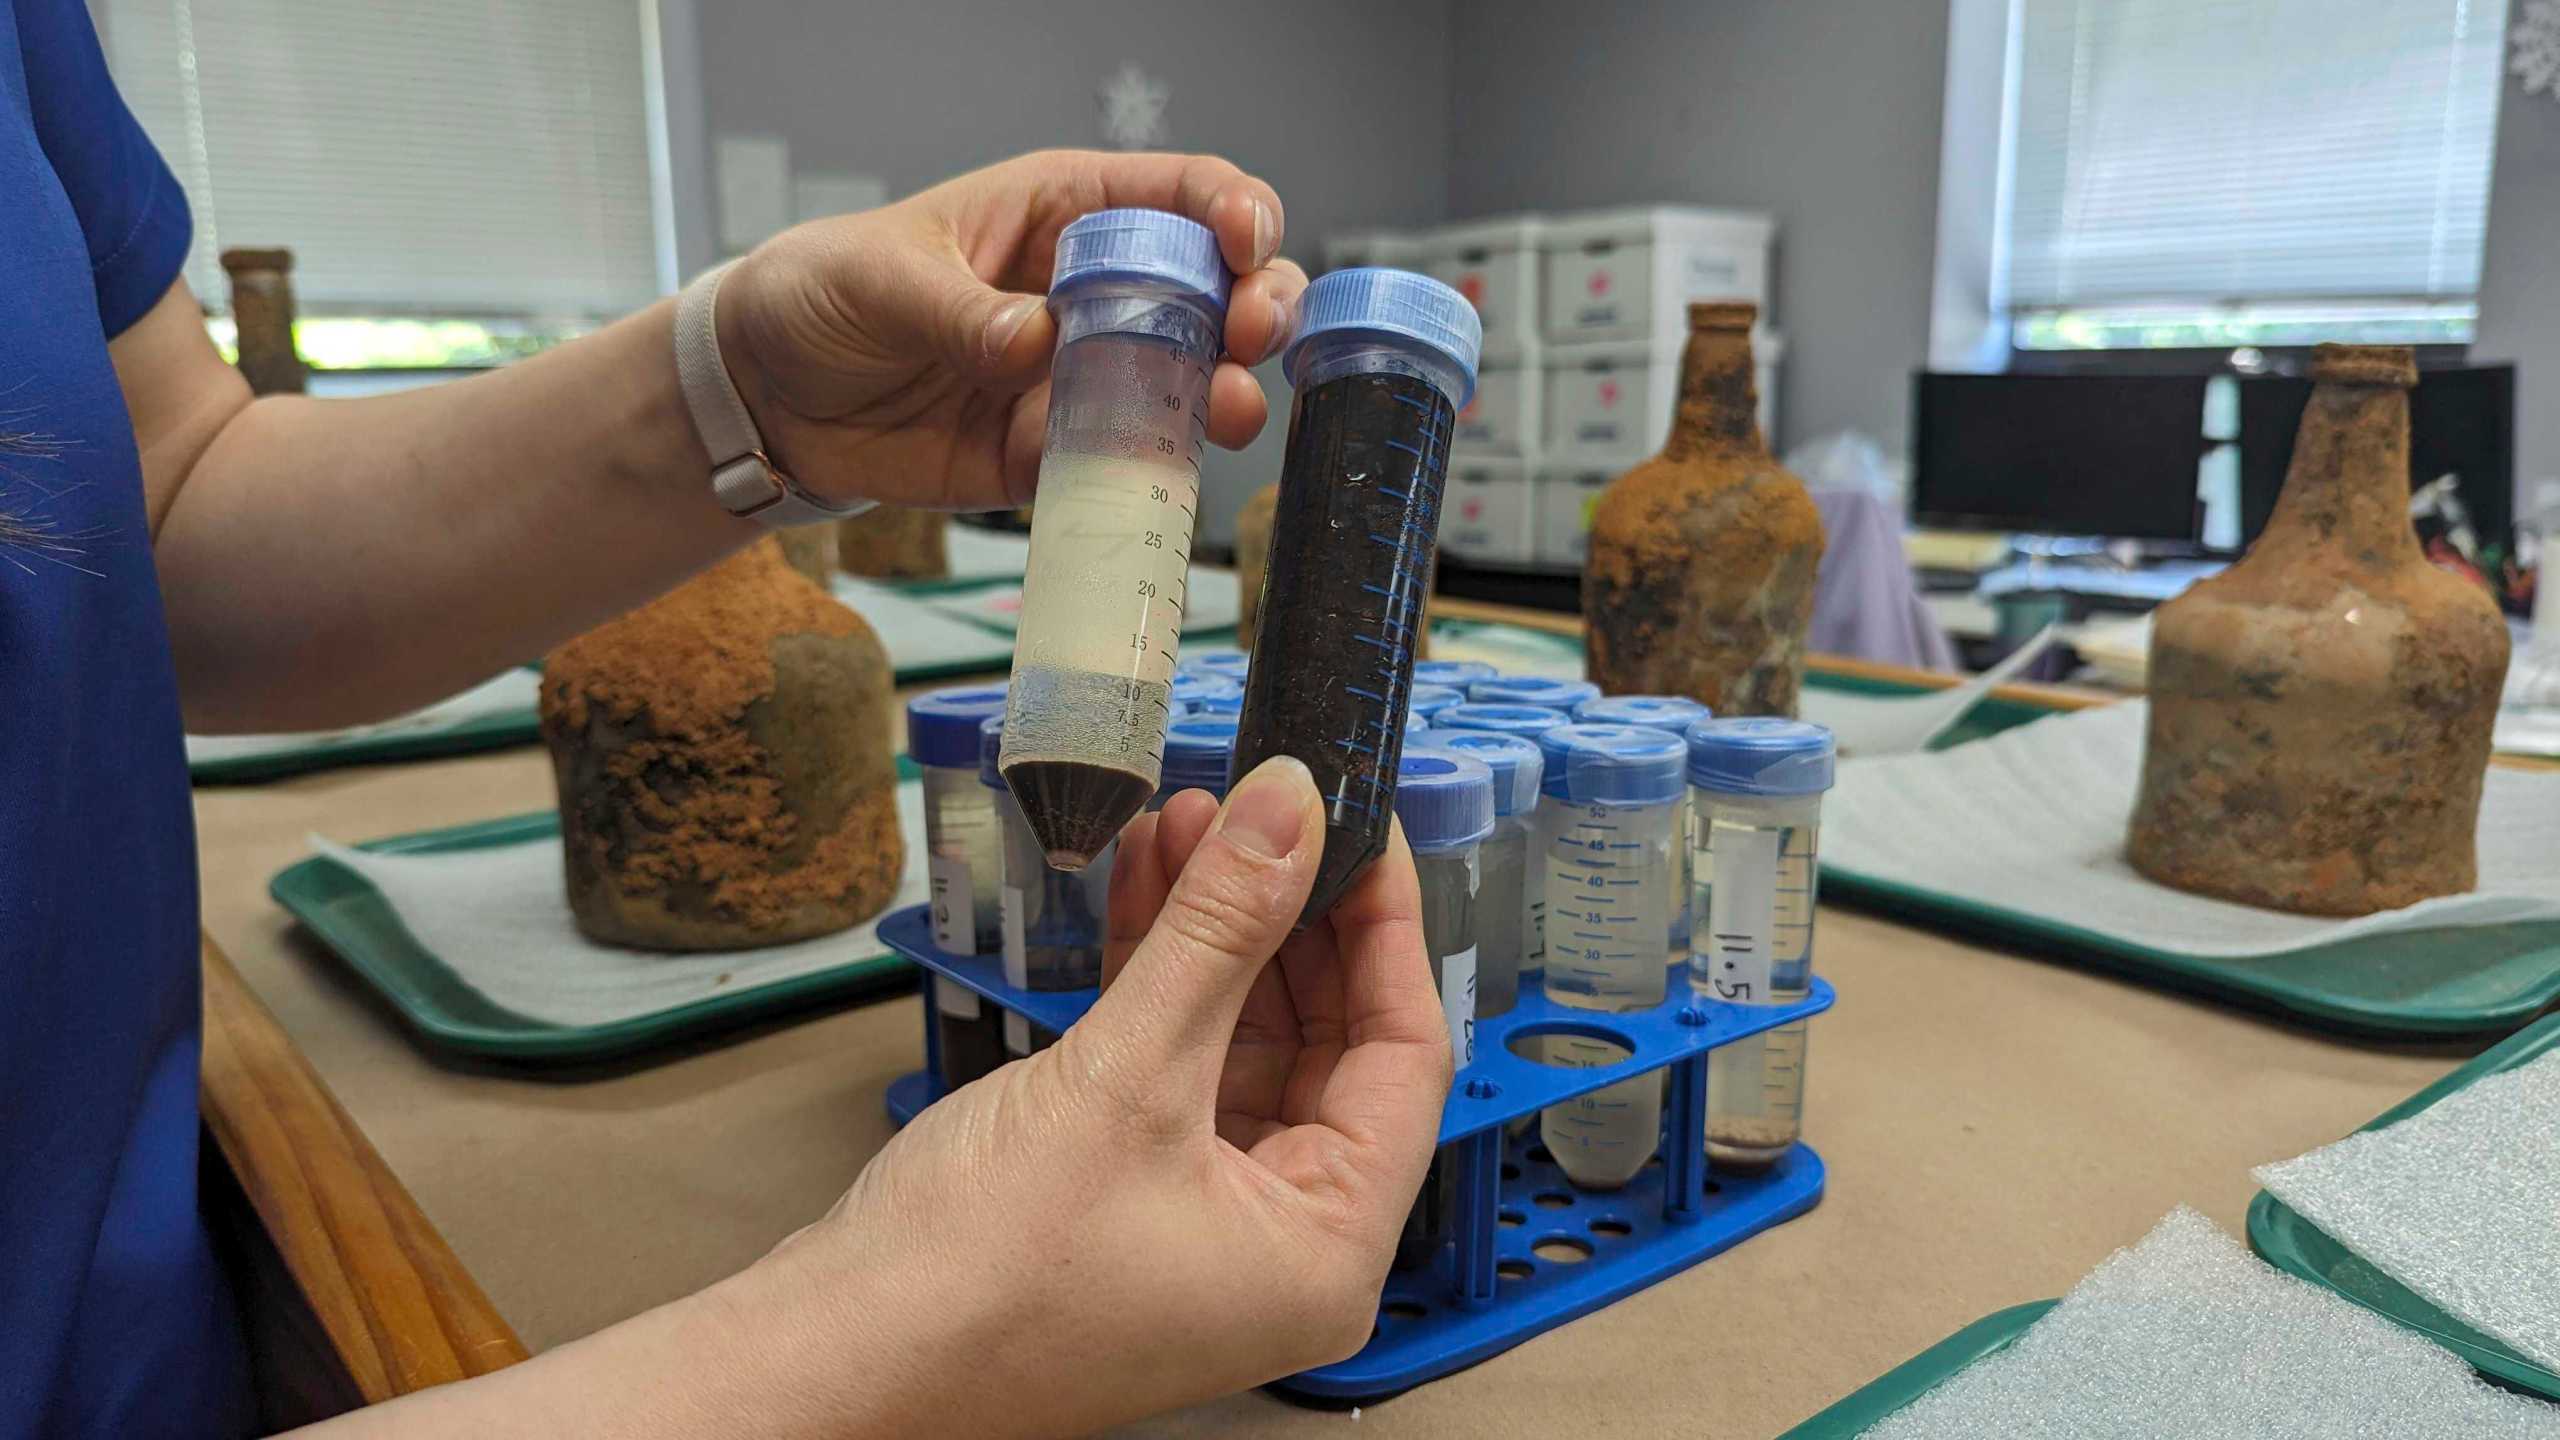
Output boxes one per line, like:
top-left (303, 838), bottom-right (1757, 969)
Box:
top-left (2006, 0), bottom-right (2509, 351)
top-left (96, 0), bottom-right (664, 368)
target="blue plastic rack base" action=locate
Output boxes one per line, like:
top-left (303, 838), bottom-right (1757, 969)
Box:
top-left (876, 902), bottom-right (1835, 1401)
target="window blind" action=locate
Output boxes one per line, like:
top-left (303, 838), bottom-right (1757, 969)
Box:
top-left (98, 0), bottom-right (661, 320)
top-left (2008, 0), bottom-right (2508, 314)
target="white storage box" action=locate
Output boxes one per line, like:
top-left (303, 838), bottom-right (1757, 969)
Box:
top-left (1423, 215), bottom-right (1543, 352)
top-left (1440, 455), bottom-right (1536, 565)
top-left (1533, 460), bottom-right (1615, 568)
top-left (1544, 330), bottom-right (1782, 462)
top-left (1321, 228), bottom-right (1427, 275)
top-left (1539, 206), bottom-right (1775, 345)
top-left (1453, 339), bottom-right (1541, 457)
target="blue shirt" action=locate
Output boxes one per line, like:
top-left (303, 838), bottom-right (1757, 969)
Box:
top-left (3, 0), bottom-right (253, 1432)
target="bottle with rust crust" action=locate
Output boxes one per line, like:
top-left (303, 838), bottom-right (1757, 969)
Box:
top-left (540, 539), bottom-right (903, 949)
top-left (1582, 302), bottom-right (1823, 716)
top-left (220, 247), bottom-right (307, 396)
top-left (2127, 345), bottom-right (2509, 916)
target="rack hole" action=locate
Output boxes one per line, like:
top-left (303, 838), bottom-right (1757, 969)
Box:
top-left (1589, 1217), bottom-right (1633, 1238)
top-left (1496, 1259), bottom-right (1534, 1282)
top-left (1645, 1154), bottom-right (1666, 1170)
top-left (1498, 1208), bottom-right (1526, 1228)
top-left (1501, 1162), bottom-right (1521, 1181)
top-left (1532, 1191), bottom-right (1574, 1210)
top-left (1506, 1023), bottom-right (1638, 1069)
top-left (1532, 1236), bottom-right (1594, 1266)
top-left (1382, 1300), bottom-right (1429, 1322)
top-left (1705, 1179), bottom-right (1723, 1195)
top-left (1527, 1144), bottom-right (1554, 1165)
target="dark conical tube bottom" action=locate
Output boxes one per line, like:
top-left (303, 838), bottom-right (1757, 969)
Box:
top-left (1297, 822), bottom-right (1389, 931)
top-left (1001, 759), bottom-right (1152, 872)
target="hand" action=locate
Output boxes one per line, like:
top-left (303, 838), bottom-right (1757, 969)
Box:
top-left (751, 757), bottom-right (1449, 1436)
top-left (716, 149), bottom-right (1309, 512)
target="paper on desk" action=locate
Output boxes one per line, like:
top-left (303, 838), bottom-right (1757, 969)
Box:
top-left (307, 780), bottom-right (929, 1027)
top-left (829, 575), bottom-right (1017, 676)
top-left (1822, 700), bottom-right (2560, 958)
top-left (1422, 619), bottom-right (1588, 681)
top-left (941, 522), bottom-right (1032, 580)
top-left (1797, 625), bottom-right (2058, 757)
top-left (185, 669), bottom-right (541, 766)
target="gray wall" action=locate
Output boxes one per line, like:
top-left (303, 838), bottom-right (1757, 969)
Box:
top-left (682, 0), bottom-right (1454, 545)
top-left (2471, 70), bottom-right (2560, 507)
top-left (1446, 0), bottom-right (1953, 454)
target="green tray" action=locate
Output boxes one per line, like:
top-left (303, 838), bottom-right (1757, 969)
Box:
top-left (1779, 1300), bottom-right (2060, 1438)
top-left (191, 706), bottom-right (541, 785)
top-left (2247, 1013), bottom-right (2560, 1398)
top-left (1802, 676), bottom-right (2560, 1037)
top-left (270, 810), bottom-right (914, 1063)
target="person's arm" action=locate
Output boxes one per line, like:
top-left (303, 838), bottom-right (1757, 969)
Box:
top-left (124, 150), bottom-right (1304, 731)
top-left (289, 758), bottom-right (1448, 1439)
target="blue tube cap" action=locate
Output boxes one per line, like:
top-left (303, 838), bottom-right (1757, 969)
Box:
top-left (1471, 676), bottom-right (1601, 711)
top-left (1686, 717), bottom-right (1838, 797)
top-left (1285, 267), bottom-right (1484, 404)
top-left (908, 685), bottom-right (1010, 769)
top-left (1537, 723), bottom-right (1688, 807)
top-left (1414, 659), bottom-right (1499, 689)
top-left (1435, 702), bottom-right (1573, 739)
top-left (1575, 694), bottom-right (1712, 735)
top-left (1405, 708), bottom-right (1433, 737)
top-left (1161, 713), bottom-right (1241, 797)
top-left (1050, 208), bottom-right (1230, 311)
top-left (1414, 729), bottom-right (1543, 817)
top-left (1179, 647), bottom-right (1252, 683)
top-left (977, 715), bottom-right (1005, 789)
top-left (1171, 672), bottom-right (1243, 714)
top-left (1394, 747), bottom-right (1496, 854)
top-left (1409, 684), bottom-right (1465, 721)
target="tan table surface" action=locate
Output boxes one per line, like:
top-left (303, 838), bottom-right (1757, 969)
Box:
top-left (193, 715), bottom-right (2488, 1438)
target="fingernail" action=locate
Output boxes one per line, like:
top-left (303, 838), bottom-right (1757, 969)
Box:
top-left (1265, 293), bottom-right (1295, 363)
top-left (1250, 200), bottom-right (1278, 269)
top-left (982, 296), bottom-right (1041, 367)
top-left (1220, 756), bottom-right (1310, 860)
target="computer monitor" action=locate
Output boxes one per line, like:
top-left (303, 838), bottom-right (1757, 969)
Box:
top-left (1911, 373), bottom-right (2210, 540)
top-left (2235, 364), bottom-right (2513, 550)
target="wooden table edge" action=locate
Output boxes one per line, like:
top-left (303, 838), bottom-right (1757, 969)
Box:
top-left (199, 933), bottom-right (526, 1422)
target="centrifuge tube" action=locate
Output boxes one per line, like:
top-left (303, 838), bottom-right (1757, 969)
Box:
top-left (1408, 684), bottom-right (1465, 723)
top-left (1470, 676), bottom-right (1599, 711)
top-left (1000, 209), bottom-right (1231, 871)
top-left (1390, 746), bottom-right (1495, 1272)
top-left (1170, 671), bottom-right (1242, 716)
top-left (1413, 729), bottom-right (1542, 1018)
top-left (909, 685), bottom-right (1011, 955)
top-left (1689, 718), bottom-right (1835, 1172)
top-left (1229, 268), bottom-right (1482, 928)
top-left (983, 717), bottom-right (1106, 992)
top-left (1434, 702), bottom-right (1572, 962)
top-left (1178, 647), bottom-right (1251, 684)
top-left (1153, 712), bottom-right (1240, 807)
top-left (1534, 723), bottom-right (1687, 1191)
top-left (1575, 694), bottom-right (1713, 953)
top-left (933, 978), bottom-right (1007, 1093)
top-left (1433, 702), bottom-right (1572, 740)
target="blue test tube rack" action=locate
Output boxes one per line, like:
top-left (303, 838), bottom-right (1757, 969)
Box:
top-left (878, 902), bottom-right (1835, 1401)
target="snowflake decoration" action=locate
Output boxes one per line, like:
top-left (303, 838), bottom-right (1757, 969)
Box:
top-left (1098, 63), bottom-right (1169, 150)
top-left (2513, 0), bottom-right (2560, 97)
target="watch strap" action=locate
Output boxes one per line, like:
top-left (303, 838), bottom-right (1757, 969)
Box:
top-left (674, 260), bottom-right (874, 527)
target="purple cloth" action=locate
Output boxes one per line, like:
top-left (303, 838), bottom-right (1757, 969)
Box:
top-left (1808, 487), bottom-right (1959, 671)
